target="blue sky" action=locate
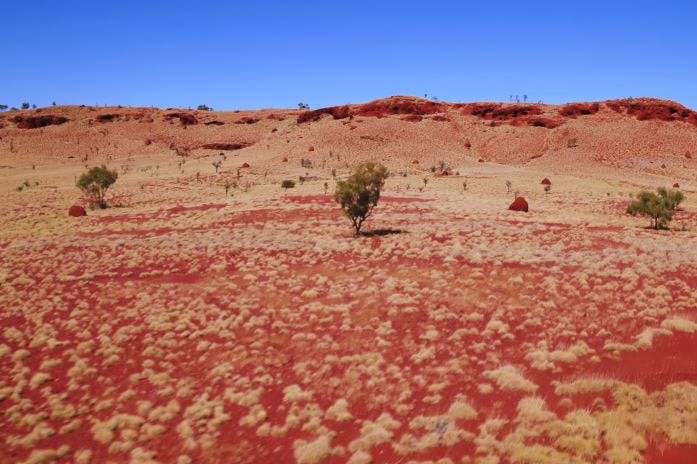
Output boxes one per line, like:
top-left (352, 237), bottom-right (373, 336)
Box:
top-left (2, 1), bottom-right (696, 110)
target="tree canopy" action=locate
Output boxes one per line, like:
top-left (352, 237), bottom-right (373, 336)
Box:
top-left (77, 165), bottom-right (118, 208)
top-left (627, 187), bottom-right (684, 230)
top-left (334, 162), bottom-right (389, 235)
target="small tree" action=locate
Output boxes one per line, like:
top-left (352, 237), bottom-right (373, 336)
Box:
top-left (197, 104), bottom-right (212, 111)
top-left (281, 179), bottom-right (295, 190)
top-left (298, 102), bottom-right (310, 110)
top-left (323, 182), bottom-right (329, 195)
top-left (21, 102), bottom-right (30, 110)
top-left (627, 187), bottom-right (685, 230)
top-left (334, 162), bottom-right (389, 235)
top-left (212, 160), bottom-right (222, 173)
top-left (77, 165), bottom-right (118, 208)
top-left (506, 180), bottom-right (512, 194)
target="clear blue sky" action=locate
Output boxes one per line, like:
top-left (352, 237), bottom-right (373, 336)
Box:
top-left (3, 1), bottom-right (696, 110)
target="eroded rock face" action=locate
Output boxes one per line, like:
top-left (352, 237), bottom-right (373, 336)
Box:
top-left (509, 197), bottom-right (529, 212)
top-left (68, 205), bottom-right (87, 217)
top-left (164, 112), bottom-right (197, 126)
top-left (12, 115), bottom-right (69, 129)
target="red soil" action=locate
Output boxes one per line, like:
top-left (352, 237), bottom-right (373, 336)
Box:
top-left (572, 331), bottom-right (697, 392)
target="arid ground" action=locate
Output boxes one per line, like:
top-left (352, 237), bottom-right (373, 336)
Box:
top-left (1, 97), bottom-right (697, 464)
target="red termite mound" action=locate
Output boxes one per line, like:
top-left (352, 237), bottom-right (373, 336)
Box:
top-left (673, 183), bottom-right (680, 188)
top-left (68, 205), bottom-right (87, 217)
top-left (509, 197), bottom-right (529, 212)
top-left (12, 115), bottom-right (69, 129)
top-left (200, 143), bottom-right (250, 151)
top-left (541, 178), bottom-right (552, 185)
top-left (241, 162), bottom-right (250, 168)
top-left (297, 105), bottom-right (351, 123)
top-left (559, 103), bottom-right (600, 118)
top-left (164, 112), bottom-right (197, 126)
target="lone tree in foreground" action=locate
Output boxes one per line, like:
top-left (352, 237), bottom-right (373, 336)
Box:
top-left (334, 162), bottom-right (389, 235)
top-left (627, 187), bottom-right (684, 230)
top-left (77, 165), bottom-right (118, 208)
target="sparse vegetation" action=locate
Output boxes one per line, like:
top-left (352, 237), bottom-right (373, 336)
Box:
top-left (76, 165), bottom-right (118, 208)
top-left (567, 138), bottom-right (578, 148)
top-left (282, 179), bottom-right (296, 190)
top-left (506, 180), bottom-right (512, 194)
top-left (212, 160), bottom-right (222, 173)
top-left (197, 104), bottom-right (213, 111)
top-left (334, 162), bottom-right (389, 235)
top-left (627, 187), bottom-right (685, 230)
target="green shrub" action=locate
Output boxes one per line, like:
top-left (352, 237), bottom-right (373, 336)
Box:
top-left (281, 179), bottom-right (296, 189)
top-left (77, 165), bottom-right (118, 208)
top-left (334, 162), bottom-right (389, 235)
top-left (627, 187), bottom-right (684, 230)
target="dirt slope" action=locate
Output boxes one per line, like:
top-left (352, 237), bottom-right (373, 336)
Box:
top-left (1, 96), bottom-right (696, 180)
